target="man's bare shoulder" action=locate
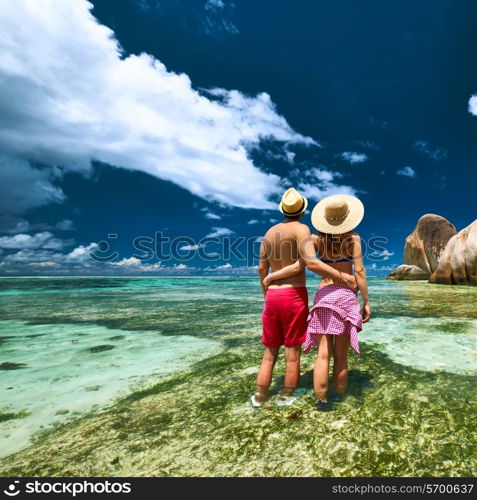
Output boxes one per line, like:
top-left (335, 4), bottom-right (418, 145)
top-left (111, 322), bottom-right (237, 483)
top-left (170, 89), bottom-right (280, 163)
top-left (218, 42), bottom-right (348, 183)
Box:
top-left (293, 221), bottom-right (312, 237)
top-left (262, 224), bottom-right (279, 240)
top-left (262, 221), bottom-right (311, 243)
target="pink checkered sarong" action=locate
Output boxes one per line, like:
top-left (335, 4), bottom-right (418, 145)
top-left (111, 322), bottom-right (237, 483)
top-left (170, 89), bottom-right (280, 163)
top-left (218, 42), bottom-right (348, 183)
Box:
top-left (304, 285), bottom-right (362, 355)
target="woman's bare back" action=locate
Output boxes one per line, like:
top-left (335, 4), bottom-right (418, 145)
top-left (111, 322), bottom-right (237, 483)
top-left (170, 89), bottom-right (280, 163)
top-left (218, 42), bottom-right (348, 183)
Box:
top-left (314, 233), bottom-right (355, 288)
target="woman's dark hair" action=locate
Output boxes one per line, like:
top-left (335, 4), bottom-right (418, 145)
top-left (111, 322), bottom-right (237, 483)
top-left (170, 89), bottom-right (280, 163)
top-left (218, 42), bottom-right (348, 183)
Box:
top-left (317, 231), bottom-right (354, 257)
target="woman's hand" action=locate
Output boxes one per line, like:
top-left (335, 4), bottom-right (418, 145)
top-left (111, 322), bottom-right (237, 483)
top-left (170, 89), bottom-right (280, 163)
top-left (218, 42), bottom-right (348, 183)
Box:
top-left (361, 303), bottom-right (371, 323)
top-left (263, 274), bottom-right (274, 289)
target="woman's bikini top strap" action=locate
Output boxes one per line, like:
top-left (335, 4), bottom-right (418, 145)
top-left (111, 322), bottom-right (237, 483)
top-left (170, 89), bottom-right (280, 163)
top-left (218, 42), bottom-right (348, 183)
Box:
top-left (320, 257), bottom-right (353, 263)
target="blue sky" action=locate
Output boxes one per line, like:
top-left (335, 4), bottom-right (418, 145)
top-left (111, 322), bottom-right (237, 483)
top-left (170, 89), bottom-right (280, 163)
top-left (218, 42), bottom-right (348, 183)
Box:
top-left (0, 0), bottom-right (476, 275)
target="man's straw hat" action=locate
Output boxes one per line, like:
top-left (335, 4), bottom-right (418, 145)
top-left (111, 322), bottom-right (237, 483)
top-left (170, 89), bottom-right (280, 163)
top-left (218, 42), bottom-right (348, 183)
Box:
top-left (311, 194), bottom-right (364, 234)
top-left (279, 188), bottom-right (308, 216)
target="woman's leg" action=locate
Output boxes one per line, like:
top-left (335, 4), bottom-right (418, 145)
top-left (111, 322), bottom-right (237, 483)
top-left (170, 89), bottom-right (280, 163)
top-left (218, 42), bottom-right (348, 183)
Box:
top-left (313, 334), bottom-right (333, 401)
top-left (255, 346), bottom-right (279, 402)
top-left (332, 335), bottom-right (350, 392)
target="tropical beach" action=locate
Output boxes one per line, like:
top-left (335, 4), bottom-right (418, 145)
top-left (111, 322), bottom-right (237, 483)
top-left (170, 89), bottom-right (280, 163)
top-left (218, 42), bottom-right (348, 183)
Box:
top-left (1, 0), bottom-right (477, 483)
top-left (1, 276), bottom-right (476, 476)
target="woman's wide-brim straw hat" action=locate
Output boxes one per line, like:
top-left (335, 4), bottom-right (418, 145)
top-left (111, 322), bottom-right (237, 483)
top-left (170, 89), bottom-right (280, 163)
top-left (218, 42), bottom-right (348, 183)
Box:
top-left (279, 188), bottom-right (308, 216)
top-left (311, 194), bottom-right (364, 234)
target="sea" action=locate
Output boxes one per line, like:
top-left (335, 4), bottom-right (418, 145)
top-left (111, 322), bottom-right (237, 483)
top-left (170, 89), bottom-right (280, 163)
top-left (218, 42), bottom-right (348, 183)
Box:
top-left (1, 276), bottom-right (476, 468)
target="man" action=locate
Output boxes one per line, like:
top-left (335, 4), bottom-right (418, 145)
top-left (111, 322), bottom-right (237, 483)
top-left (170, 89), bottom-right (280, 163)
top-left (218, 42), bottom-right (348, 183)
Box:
top-left (251, 188), bottom-right (357, 408)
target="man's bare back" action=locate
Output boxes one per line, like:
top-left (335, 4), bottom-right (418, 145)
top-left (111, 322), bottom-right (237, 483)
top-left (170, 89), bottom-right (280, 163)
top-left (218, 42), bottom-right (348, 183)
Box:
top-left (261, 220), bottom-right (308, 288)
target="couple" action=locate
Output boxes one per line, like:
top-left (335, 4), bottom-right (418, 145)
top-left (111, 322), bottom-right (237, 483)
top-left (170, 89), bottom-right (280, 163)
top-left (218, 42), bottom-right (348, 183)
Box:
top-left (252, 188), bottom-right (371, 410)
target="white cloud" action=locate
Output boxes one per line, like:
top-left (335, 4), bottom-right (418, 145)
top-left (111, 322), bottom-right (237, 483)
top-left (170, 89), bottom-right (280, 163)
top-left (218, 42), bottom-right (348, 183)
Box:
top-left (341, 152), bottom-right (368, 164)
top-left (269, 165), bottom-right (353, 202)
top-left (1, 242), bottom-right (169, 273)
top-left (298, 183), bottom-right (357, 201)
top-left (111, 256), bottom-right (162, 271)
top-left (414, 141), bottom-right (447, 162)
top-left (29, 261), bottom-right (58, 267)
top-left (141, 262), bottom-right (162, 272)
top-left (205, 226), bottom-right (235, 238)
top-left (179, 244), bottom-right (204, 251)
top-left (396, 166), bottom-right (416, 178)
top-left (247, 219), bottom-right (259, 225)
top-left (201, 208), bottom-right (222, 220)
top-left (0, 241), bottom-right (258, 275)
top-left (203, 0), bottom-right (239, 36)
top-left (56, 219), bottom-right (75, 231)
top-left (468, 95), bottom-right (477, 115)
top-left (0, 217), bottom-right (75, 235)
top-left (291, 167), bottom-right (356, 202)
top-left (265, 146), bottom-right (298, 164)
top-left (2, 249), bottom-right (54, 263)
top-left (174, 263), bottom-right (189, 270)
top-left (202, 263), bottom-right (259, 275)
top-left (66, 243), bottom-right (99, 263)
top-left (1, 242), bottom-right (98, 270)
top-left (285, 150), bottom-right (296, 163)
top-left (369, 249), bottom-right (395, 261)
top-left (215, 263), bottom-right (232, 269)
top-left (141, 262), bottom-right (163, 271)
top-left (297, 167), bottom-right (357, 202)
top-left (0, 0), bottom-right (317, 212)
top-left (366, 262), bottom-right (395, 273)
top-left (0, 231), bottom-right (69, 250)
top-left (111, 257), bottom-right (142, 267)
top-left (306, 168), bottom-right (340, 182)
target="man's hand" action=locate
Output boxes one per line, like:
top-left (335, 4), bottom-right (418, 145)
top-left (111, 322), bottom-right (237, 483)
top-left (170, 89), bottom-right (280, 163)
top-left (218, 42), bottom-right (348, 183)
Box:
top-left (361, 303), bottom-right (371, 323)
top-left (341, 273), bottom-right (358, 292)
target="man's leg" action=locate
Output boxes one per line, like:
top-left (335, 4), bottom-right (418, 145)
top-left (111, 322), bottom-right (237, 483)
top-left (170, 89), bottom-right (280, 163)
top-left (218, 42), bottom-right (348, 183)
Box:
top-left (280, 287), bottom-right (308, 399)
top-left (281, 345), bottom-right (301, 397)
top-left (255, 346), bottom-right (279, 402)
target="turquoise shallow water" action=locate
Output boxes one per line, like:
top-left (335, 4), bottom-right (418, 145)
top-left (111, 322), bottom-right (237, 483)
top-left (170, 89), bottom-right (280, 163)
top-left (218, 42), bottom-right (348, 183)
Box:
top-left (1, 276), bottom-right (476, 460)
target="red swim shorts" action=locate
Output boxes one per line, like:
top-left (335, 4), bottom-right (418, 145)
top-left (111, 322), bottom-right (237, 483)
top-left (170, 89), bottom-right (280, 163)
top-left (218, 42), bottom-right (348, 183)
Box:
top-left (261, 286), bottom-right (309, 348)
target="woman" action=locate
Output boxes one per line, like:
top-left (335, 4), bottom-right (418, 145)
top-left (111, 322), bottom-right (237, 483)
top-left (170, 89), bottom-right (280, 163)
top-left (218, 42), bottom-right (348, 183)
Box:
top-left (263, 194), bottom-right (371, 410)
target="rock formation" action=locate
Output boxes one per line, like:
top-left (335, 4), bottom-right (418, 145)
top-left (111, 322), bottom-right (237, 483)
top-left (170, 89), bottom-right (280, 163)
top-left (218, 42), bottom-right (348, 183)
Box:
top-left (387, 214), bottom-right (457, 280)
top-left (429, 219), bottom-right (477, 286)
top-left (403, 214), bottom-right (457, 273)
top-left (386, 264), bottom-right (430, 281)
